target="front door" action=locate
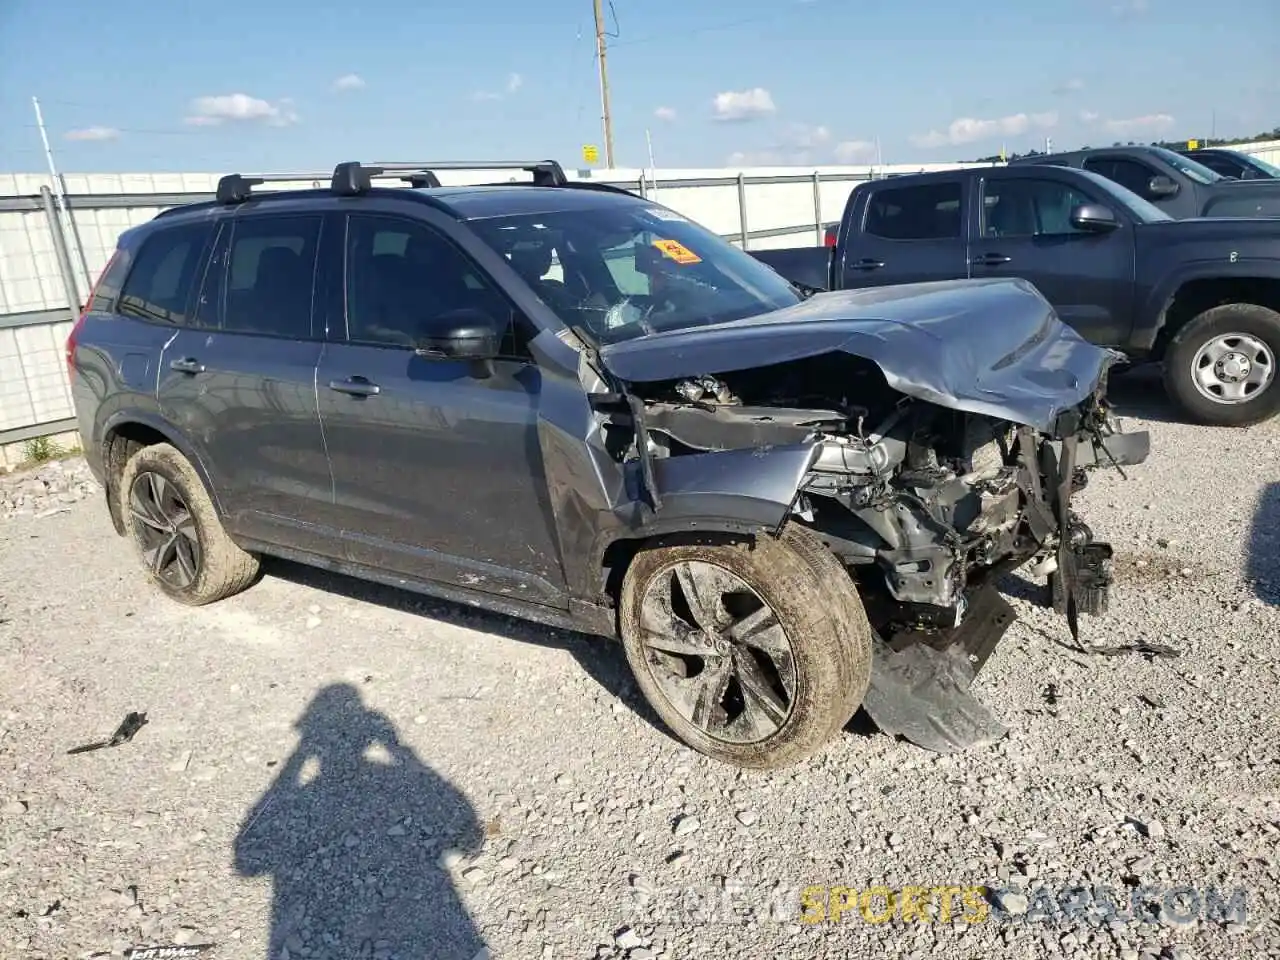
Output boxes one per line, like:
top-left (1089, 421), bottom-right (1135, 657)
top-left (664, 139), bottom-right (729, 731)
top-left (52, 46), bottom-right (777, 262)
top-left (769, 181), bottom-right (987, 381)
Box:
top-left (316, 211), bottom-right (567, 606)
top-left (156, 212), bottom-right (336, 556)
top-left (968, 173), bottom-right (1134, 348)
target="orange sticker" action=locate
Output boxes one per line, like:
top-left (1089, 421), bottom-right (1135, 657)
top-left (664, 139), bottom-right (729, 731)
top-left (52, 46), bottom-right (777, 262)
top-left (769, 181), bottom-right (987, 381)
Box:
top-left (651, 238), bottom-right (702, 265)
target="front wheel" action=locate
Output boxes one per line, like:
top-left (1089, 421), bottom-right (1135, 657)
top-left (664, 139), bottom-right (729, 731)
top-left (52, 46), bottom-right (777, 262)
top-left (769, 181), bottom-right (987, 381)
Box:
top-left (1163, 303), bottom-right (1280, 427)
top-left (618, 525), bottom-right (873, 770)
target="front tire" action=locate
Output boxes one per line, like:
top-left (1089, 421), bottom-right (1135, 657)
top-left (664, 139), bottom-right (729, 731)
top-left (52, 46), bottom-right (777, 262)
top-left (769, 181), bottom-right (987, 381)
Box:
top-left (618, 525), bottom-right (873, 770)
top-left (117, 443), bottom-right (259, 605)
top-left (1163, 303), bottom-right (1280, 426)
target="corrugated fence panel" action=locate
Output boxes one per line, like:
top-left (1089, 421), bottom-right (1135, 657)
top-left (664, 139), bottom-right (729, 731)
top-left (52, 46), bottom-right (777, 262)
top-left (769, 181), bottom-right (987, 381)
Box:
top-left (0, 318), bottom-right (74, 433)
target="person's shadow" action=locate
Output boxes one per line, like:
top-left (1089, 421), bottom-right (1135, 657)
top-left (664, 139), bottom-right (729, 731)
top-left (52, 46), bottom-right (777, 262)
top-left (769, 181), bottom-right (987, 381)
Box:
top-left (233, 683), bottom-right (488, 960)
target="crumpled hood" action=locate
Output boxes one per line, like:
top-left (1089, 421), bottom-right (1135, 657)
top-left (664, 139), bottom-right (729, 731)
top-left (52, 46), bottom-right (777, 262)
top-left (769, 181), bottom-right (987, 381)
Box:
top-left (599, 277), bottom-right (1119, 433)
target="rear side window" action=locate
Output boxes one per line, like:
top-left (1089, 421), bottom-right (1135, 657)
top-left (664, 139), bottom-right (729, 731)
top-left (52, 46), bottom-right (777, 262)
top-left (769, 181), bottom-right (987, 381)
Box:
top-left (221, 215), bottom-right (323, 338)
top-left (1194, 154), bottom-right (1243, 178)
top-left (116, 222), bottom-right (213, 324)
top-left (864, 183), bottom-right (963, 241)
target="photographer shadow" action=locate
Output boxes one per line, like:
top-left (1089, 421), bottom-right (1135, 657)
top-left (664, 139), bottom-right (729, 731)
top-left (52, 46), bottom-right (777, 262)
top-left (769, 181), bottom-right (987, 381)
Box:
top-left (233, 683), bottom-right (487, 960)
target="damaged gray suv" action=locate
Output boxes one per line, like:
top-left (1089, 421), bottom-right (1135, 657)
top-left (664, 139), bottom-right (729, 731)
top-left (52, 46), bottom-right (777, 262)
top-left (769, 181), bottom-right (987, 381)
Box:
top-left (68, 159), bottom-right (1150, 769)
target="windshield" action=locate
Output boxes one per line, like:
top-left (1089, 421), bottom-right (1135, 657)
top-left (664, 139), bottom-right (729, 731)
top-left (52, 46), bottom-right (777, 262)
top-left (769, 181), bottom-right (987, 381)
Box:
top-left (467, 203), bottom-right (802, 345)
top-left (1149, 146), bottom-right (1227, 184)
top-left (1071, 169), bottom-right (1175, 223)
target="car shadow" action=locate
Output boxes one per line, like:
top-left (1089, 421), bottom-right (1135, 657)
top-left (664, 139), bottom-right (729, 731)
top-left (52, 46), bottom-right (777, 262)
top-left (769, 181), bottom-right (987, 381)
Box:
top-left (1248, 482), bottom-right (1280, 604)
top-left (1104, 364), bottom-right (1186, 424)
top-left (260, 558), bottom-right (672, 738)
top-left (232, 682), bottom-right (488, 960)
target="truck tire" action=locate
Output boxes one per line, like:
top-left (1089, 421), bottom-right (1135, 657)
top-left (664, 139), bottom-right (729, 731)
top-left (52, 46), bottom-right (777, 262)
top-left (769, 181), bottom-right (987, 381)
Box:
top-left (618, 524), bottom-right (873, 770)
top-left (117, 442), bottom-right (260, 605)
top-left (1163, 303), bottom-right (1280, 426)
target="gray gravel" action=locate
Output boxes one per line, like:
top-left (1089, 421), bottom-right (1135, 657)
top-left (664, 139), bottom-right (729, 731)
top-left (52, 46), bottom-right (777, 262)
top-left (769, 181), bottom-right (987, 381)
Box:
top-left (2, 383), bottom-right (1279, 959)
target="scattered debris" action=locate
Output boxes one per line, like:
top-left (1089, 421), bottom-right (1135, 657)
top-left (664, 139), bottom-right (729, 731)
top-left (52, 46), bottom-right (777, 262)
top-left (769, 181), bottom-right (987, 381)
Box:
top-left (67, 711), bottom-right (148, 755)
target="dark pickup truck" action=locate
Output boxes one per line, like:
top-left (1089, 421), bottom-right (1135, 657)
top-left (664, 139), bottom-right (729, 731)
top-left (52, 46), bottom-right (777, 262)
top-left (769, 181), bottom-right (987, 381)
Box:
top-left (1008, 145), bottom-right (1280, 219)
top-left (750, 163), bottom-right (1280, 426)
top-left (1179, 147), bottom-right (1280, 182)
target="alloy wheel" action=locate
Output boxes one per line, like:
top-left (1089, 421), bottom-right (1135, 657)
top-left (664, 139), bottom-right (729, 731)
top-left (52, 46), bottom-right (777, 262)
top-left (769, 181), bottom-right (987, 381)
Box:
top-left (128, 471), bottom-right (202, 589)
top-left (636, 559), bottom-right (797, 744)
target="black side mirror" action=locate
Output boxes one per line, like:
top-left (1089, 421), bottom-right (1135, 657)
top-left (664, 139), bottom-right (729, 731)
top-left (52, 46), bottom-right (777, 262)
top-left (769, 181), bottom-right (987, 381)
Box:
top-left (413, 309), bottom-right (502, 362)
top-left (1069, 203), bottom-right (1120, 233)
top-left (1146, 175), bottom-right (1179, 198)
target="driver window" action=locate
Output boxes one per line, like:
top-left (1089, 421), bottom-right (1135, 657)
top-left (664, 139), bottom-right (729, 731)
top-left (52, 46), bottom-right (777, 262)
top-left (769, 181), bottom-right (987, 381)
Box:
top-left (982, 179), bottom-right (1095, 237)
top-left (345, 214), bottom-right (531, 357)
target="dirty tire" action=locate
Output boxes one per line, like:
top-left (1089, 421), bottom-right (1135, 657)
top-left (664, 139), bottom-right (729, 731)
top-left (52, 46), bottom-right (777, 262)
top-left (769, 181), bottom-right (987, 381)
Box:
top-left (117, 442), bottom-right (259, 605)
top-left (1163, 302), bottom-right (1280, 427)
top-left (618, 524), bottom-right (873, 770)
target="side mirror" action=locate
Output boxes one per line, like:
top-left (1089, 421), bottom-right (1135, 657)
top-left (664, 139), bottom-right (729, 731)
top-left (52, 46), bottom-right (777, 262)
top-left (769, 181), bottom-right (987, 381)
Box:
top-left (413, 309), bottom-right (503, 362)
top-left (1146, 175), bottom-right (1179, 198)
top-left (1069, 203), bottom-right (1120, 233)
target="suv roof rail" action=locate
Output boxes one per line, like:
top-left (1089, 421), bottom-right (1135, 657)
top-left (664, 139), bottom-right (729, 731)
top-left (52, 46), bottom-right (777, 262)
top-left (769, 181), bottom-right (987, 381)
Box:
top-left (330, 159), bottom-right (568, 195)
top-left (215, 172), bottom-right (331, 204)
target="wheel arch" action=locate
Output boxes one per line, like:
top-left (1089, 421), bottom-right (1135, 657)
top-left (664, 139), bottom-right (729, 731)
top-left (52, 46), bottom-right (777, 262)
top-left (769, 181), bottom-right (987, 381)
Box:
top-left (1147, 273), bottom-right (1280, 360)
top-left (100, 412), bottom-right (223, 535)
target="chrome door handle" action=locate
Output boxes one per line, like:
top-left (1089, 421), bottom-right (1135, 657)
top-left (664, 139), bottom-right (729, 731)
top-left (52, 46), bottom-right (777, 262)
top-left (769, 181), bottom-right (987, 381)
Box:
top-left (328, 377), bottom-right (381, 397)
top-left (169, 357), bottom-right (205, 374)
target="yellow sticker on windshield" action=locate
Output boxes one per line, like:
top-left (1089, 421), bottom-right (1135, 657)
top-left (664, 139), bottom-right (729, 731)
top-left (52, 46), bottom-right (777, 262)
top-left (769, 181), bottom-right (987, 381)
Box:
top-left (651, 238), bottom-right (702, 265)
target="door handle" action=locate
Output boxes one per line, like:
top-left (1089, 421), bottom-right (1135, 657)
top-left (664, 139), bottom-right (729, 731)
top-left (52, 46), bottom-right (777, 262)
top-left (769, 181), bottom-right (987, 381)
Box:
top-left (169, 357), bottom-right (205, 374)
top-left (850, 258), bottom-right (885, 271)
top-left (328, 376), bottom-right (381, 398)
top-left (971, 253), bottom-right (1012, 266)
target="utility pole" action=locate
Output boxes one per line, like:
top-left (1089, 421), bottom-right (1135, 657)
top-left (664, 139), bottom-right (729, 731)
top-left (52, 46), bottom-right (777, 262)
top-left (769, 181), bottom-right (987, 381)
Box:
top-left (32, 96), bottom-right (91, 298)
top-left (592, 0), bottom-right (616, 167)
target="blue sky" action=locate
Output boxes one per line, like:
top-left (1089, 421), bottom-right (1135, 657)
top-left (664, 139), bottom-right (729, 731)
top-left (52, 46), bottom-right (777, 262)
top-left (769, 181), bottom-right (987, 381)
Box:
top-left (1, 0), bottom-right (1276, 173)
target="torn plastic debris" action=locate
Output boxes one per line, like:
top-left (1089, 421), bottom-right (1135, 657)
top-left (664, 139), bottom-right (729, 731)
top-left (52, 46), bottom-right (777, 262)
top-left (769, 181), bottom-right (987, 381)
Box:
top-left (860, 635), bottom-right (1008, 755)
top-left (67, 711), bottom-right (148, 755)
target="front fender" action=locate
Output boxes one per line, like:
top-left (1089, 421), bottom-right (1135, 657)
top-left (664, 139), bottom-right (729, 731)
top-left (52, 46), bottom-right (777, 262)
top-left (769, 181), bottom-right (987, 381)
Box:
top-left (590, 441), bottom-right (821, 593)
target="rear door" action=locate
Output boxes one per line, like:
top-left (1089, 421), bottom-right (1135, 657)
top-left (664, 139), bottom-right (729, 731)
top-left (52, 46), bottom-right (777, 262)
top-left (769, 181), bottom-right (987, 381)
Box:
top-left (968, 170), bottom-right (1135, 347)
top-left (841, 179), bottom-right (970, 287)
top-left (156, 210), bottom-right (337, 556)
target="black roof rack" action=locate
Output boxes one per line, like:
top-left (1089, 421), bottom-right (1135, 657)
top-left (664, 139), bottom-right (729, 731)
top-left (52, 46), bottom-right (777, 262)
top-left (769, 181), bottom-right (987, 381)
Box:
top-left (215, 172), bottom-right (331, 204)
top-left (330, 160), bottom-right (568, 195)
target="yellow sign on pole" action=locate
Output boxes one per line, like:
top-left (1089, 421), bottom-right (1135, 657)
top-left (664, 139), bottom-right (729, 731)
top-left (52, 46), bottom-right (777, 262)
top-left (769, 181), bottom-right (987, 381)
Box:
top-left (582, 144), bottom-right (600, 165)
top-left (1187, 139), bottom-right (1199, 150)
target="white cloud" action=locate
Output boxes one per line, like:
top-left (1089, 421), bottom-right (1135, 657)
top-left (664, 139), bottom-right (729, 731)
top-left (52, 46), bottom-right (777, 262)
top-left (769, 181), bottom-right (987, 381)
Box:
top-left (1053, 78), bottom-right (1085, 96)
top-left (834, 140), bottom-right (877, 163)
top-left (472, 72), bottom-right (523, 101)
top-left (910, 111), bottom-right (1057, 148)
top-left (653, 106), bottom-right (677, 122)
top-left (185, 93), bottom-right (299, 127)
top-left (64, 126), bottom-right (121, 142)
top-left (1079, 109), bottom-right (1101, 123)
top-left (712, 87), bottom-right (776, 122)
top-left (332, 73), bottom-right (366, 92)
top-left (1102, 113), bottom-right (1175, 135)
top-left (788, 123), bottom-right (831, 149)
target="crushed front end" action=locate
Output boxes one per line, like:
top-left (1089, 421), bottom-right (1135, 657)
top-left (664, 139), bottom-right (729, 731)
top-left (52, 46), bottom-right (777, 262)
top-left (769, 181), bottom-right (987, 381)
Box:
top-left (619, 355), bottom-right (1149, 753)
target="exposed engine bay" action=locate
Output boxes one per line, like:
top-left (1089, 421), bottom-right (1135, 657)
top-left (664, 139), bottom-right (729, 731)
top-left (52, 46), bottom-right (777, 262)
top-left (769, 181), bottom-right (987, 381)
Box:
top-left (593, 352), bottom-right (1151, 753)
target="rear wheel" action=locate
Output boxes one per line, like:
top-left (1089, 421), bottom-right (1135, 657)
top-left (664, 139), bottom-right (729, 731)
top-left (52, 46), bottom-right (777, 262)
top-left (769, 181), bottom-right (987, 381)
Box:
top-left (1163, 303), bottom-right (1280, 426)
top-left (618, 525), bottom-right (873, 770)
top-left (117, 443), bottom-right (259, 605)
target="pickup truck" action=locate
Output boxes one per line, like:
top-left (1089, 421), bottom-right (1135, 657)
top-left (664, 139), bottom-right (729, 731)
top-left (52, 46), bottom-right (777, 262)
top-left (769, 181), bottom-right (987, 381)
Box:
top-left (750, 163), bottom-right (1280, 427)
top-left (1007, 145), bottom-right (1280, 219)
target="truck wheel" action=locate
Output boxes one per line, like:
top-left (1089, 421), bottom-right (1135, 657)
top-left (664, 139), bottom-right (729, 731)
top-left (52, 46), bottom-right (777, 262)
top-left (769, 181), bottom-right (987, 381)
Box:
top-left (1163, 303), bottom-right (1280, 426)
top-left (117, 442), bottom-right (260, 605)
top-left (618, 525), bottom-right (873, 770)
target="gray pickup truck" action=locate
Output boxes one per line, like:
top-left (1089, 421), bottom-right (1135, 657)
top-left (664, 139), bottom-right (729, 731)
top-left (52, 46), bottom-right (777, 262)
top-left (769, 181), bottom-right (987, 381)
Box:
top-left (752, 162), bottom-right (1280, 427)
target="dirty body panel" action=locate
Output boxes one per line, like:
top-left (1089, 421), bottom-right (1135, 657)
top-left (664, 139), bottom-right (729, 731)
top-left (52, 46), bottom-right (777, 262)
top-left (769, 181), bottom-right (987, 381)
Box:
top-left (580, 278), bottom-right (1150, 751)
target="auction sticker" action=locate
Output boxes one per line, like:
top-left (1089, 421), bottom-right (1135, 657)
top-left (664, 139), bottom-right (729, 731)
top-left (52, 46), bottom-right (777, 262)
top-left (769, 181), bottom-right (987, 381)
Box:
top-left (651, 238), bottom-right (702, 264)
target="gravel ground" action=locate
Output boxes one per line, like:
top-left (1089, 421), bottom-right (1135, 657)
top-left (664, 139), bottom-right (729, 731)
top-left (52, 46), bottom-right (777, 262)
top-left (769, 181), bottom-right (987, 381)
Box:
top-left (2, 378), bottom-right (1279, 960)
